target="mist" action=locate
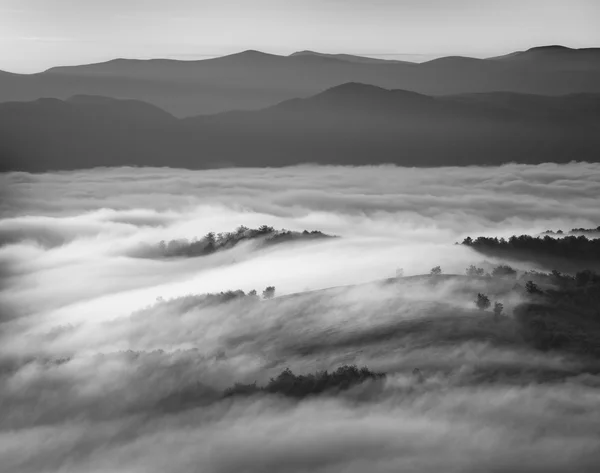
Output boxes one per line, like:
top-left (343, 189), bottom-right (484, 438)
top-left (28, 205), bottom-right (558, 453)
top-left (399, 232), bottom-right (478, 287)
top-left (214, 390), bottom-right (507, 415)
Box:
top-left (1, 163), bottom-right (600, 473)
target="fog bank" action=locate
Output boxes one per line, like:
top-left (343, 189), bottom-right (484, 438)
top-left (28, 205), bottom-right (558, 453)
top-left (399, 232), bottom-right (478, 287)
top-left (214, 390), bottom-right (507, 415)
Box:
top-left (1, 163), bottom-right (599, 472)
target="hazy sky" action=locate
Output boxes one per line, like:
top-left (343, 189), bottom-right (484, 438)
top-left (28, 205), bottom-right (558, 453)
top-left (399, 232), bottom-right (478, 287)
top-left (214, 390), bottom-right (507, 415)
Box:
top-left (1, 0), bottom-right (599, 72)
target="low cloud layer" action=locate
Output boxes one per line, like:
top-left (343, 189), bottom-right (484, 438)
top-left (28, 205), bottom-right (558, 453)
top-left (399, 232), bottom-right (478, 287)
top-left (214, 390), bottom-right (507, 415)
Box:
top-left (1, 163), bottom-right (599, 472)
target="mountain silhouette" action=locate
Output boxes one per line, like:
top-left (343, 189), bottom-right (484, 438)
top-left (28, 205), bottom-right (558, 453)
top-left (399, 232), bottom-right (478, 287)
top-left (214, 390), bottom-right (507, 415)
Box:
top-left (289, 51), bottom-right (414, 65)
top-left (0, 96), bottom-right (183, 171)
top-left (490, 45), bottom-right (600, 71)
top-left (0, 46), bottom-right (599, 117)
top-left (1, 84), bottom-right (599, 172)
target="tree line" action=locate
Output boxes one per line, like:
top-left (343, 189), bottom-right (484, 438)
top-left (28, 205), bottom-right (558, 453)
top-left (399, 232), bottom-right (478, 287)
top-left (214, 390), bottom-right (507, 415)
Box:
top-left (542, 225), bottom-right (600, 235)
top-left (461, 234), bottom-right (600, 260)
top-left (145, 225), bottom-right (334, 258)
top-left (224, 365), bottom-right (386, 399)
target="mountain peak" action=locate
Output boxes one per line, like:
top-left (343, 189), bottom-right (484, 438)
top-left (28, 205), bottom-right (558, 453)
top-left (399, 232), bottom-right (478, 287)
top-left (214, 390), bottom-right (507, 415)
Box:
top-left (305, 82), bottom-right (431, 108)
top-left (321, 82), bottom-right (389, 95)
top-left (226, 50), bottom-right (279, 59)
top-left (67, 95), bottom-right (119, 104)
top-left (290, 50), bottom-right (319, 56)
top-left (526, 45), bottom-right (572, 52)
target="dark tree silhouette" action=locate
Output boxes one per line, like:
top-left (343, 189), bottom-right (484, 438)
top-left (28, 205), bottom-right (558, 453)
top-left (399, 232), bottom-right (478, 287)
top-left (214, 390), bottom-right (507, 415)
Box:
top-left (526, 280), bottom-right (542, 295)
top-left (493, 302), bottom-right (504, 321)
top-left (462, 234), bottom-right (600, 261)
top-left (475, 293), bottom-right (491, 311)
top-left (430, 266), bottom-right (442, 276)
top-left (491, 265), bottom-right (517, 278)
top-left (224, 365), bottom-right (386, 399)
top-left (258, 225), bottom-right (275, 234)
top-left (204, 232), bottom-right (216, 252)
top-left (262, 286), bottom-right (276, 299)
top-left (466, 265), bottom-right (484, 277)
top-left (145, 225), bottom-right (335, 259)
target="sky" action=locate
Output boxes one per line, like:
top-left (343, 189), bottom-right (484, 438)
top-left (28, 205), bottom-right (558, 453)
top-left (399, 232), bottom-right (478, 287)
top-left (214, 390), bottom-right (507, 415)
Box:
top-left (0, 0), bottom-right (599, 73)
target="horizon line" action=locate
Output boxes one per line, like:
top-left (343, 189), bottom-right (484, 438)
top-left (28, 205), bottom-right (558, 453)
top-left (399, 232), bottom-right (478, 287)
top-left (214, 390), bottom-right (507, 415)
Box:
top-left (2, 43), bottom-right (599, 75)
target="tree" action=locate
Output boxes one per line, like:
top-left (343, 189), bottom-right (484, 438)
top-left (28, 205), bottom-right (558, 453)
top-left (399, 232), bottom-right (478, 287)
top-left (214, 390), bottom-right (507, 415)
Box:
top-left (203, 232), bottom-right (216, 252)
top-left (475, 293), bottom-right (491, 311)
top-left (258, 225), bottom-right (275, 234)
top-left (493, 302), bottom-right (504, 321)
top-left (262, 286), bottom-right (276, 299)
top-left (525, 280), bottom-right (542, 295)
top-left (248, 289), bottom-right (257, 297)
top-left (491, 265), bottom-right (517, 278)
top-left (466, 265), bottom-right (484, 277)
top-left (396, 267), bottom-right (404, 278)
top-left (430, 266), bottom-right (442, 276)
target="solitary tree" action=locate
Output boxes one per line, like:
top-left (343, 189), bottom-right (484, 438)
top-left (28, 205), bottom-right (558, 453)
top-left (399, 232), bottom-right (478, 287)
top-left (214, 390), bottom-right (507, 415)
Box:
top-left (396, 267), bottom-right (404, 278)
top-left (262, 286), bottom-right (276, 299)
top-left (430, 266), bottom-right (442, 276)
top-left (475, 293), bottom-right (491, 311)
top-left (466, 265), bottom-right (484, 277)
top-left (493, 302), bottom-right (504, 321)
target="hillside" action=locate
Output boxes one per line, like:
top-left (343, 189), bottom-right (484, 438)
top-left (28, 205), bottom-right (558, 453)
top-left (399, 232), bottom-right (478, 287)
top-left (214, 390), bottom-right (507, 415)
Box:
top-left (2, 84), bottom-right (600, 171)
top-left (489, 45), bottom-right (600, 71)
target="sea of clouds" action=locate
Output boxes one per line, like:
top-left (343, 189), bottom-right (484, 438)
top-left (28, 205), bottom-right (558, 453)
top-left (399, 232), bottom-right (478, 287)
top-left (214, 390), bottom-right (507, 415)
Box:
top-left (1, 163), bottom-right (600, 472)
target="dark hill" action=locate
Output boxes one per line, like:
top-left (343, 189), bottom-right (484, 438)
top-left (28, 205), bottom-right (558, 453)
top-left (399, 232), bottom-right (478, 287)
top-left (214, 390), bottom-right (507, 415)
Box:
top-left (489, 45), bottom-right (600, 71)
top-left (2, 85), bottom-right (600, 171)
top-left (289, 50), bottom-right (413, 65)
top-left (0, 96), bottom-right (185, 171)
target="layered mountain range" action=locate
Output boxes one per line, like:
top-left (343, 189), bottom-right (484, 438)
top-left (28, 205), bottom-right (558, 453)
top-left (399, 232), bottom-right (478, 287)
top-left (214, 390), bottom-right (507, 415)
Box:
top-left (1, 45), bottom-right (599, 171)
top-left (1, 45), bottom-right (599, 117)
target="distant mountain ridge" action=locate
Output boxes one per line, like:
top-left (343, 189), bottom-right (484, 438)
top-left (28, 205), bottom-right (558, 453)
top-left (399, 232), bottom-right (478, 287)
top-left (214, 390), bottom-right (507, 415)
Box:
top-left (2, 82), bottom-right (600, 172)
top-left (490, 45), bottom-right (600, 70)
top-left (289, 50), bottom-right (415, 65)
top-left (0, 45), bottom-right (599, 117)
